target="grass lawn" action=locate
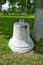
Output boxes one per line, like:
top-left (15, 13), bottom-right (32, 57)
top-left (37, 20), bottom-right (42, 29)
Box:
top-left (0, 16), bottom-right (43, 65)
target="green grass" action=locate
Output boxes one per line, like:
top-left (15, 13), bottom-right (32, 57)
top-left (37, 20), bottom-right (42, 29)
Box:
top-left (0, 16), bottom-right (43, 65)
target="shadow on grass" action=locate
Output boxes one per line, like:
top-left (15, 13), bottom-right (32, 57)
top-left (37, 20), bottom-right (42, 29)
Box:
top-left (34, 39), bottom-right (43, 54)
top-left (30, 32), bottom-right (43, 54)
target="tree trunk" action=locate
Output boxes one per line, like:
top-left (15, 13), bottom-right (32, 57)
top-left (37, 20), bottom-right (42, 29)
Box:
top-left (35, 0), bottom-right (43, 8)
top-left (32, 0), bottom-right (43, 41)
top-left (21, 0), bottom-right (26, 15)
top-left (0, 5), bottom-right (2, 11)
top-left (0, 0), bottom-right (2, 11)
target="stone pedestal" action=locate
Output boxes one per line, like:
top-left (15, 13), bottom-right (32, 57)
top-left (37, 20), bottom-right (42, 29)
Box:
top-left (9, 19), bottom-right (34, 53)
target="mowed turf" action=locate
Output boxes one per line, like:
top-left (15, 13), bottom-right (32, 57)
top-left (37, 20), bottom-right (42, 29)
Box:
top-left (0, 16), bottom-right (43, 65)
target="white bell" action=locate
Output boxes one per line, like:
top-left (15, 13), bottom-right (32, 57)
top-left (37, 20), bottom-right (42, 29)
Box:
top-left (9, 19), bottom-right (34, 53)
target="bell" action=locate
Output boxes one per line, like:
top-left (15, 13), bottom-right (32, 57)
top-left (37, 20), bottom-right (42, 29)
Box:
top-left (9, 19), bottom-right (34, 53)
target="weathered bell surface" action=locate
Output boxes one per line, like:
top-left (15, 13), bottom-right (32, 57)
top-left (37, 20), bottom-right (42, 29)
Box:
top-left (9, 19), bottom-right (34, 53)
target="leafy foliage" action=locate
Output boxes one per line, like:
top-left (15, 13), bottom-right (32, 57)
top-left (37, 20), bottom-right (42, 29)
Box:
top-left (0, 0), bottom-right (6, 5)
